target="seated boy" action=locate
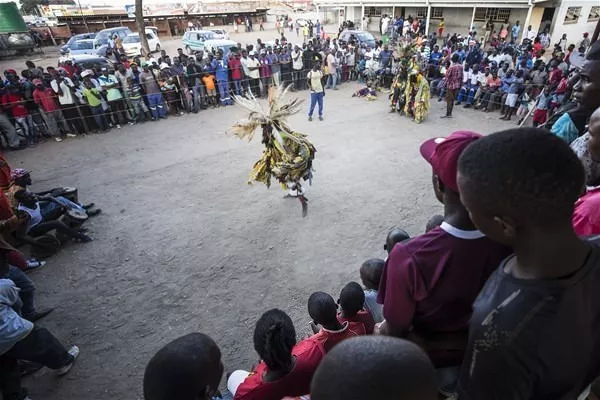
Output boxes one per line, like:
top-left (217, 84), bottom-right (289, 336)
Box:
top-left (337, 282), bottom-right (375, 334)
top-left (0, 249), bottom-right (79, 400)
top-left (377, 131), bottom-right (511, 374)
top-left (311, 336), bottom-right (437, 400)
top-left (359, 258), bottom-right (384, 323)
top-left (228, 309), bottom-right (325, 400)
top-left (308, 291), bottom-right (365, 352)
top-left (144, 333), bottom-right (224, 400)
top-left (456, 127), bottom-right (600, 399)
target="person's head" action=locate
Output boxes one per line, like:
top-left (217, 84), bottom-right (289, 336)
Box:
top-left (131, 62), bottom-right (139, 72)
top-left (32, 78), bottom-right (44, 90)
top-left (457, 128), bottom-right (584, 246)
top-left (587, 107), bottom-right (600, 179)
top-left (359, 258), bottom-right (384, 290)
top-left (118, 64), bottom-right (126, 74)
top-left (515, 20), bottom-right (520, 25)
top-left (515, 69), bottom-right (523, 78)
top-left (451, 53), bottom-right (459, 63)
top-left (338, 282), bottom-right (364, 317)
top-left (308, 291), bottom-right (339, 327)
top-left (253, 309), bottom-right (296, 372)
top-left (126, 76), bottom-right (133, 85)
top-left (572, 42), bottom-right (600, 111)
top-left (311, 336), bottom-right (437, 400)
top-left (249, 50), bottom-right (256, 59)
top-left (537, 62), bottom-right (545, 71)
top-left (472, 64), bottom-right (479, 73)
top-left (313, 61), bottom-right (321, 71)
top-left (568, 44), bottom-right (576, 52)
top-left (11, 168), bottom-right (31, 186)
top-left (506, 68), bottom-right (514, 77)
top-left (143, 333), bottom-right (223, 400)
top-left (562, 33), bottom-right (567, 39)
top-left (420, 131), bottom-right (482, 206)
top-left (384, 227), bottom-right (410, 254)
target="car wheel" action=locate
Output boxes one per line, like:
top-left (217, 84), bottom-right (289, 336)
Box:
top-left (155, 43), bottom-right (160, 52)
top-left (186, 45), bottom-right (192, 54)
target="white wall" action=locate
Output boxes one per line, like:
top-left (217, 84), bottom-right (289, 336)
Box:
top-left (551, 0), bottom-right (597, 48)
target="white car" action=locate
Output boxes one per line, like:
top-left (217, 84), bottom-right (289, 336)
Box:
top-left (122, 30), bottom-right (161, 57)
top-left (67, 39), bottom-right (102, 57)
top-left (209, 29), bottom-right (229, 40)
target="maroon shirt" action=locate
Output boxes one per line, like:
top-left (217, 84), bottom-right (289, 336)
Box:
top-left (378, 222), bottom-right (511, 365)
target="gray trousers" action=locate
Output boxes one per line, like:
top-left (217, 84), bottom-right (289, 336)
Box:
top-left (41, 109), bottom-right (70, 136)
top-left (0, 113), bottom-right (20, 148)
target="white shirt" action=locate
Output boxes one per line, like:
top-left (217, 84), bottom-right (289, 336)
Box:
top-left (240, 56), bottom-right (250, 75)
top-left (18, 203), bottom-right (42, 232)
top-left (246, 57), bottom-right (260, 79)
top-left (50, 77), bottom-right (75, 105)
top-left (292, 50), bottom-right (303, 70)
top-left (526, 29), bottom-right (537, 41)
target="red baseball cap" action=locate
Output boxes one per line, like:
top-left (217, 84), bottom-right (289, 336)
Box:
top-left (420, 131), bottom-right (482, 192)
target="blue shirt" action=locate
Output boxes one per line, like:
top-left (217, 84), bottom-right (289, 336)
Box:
top-left (430, 51), bottom-right (442, 66)
top-left (501, 75), bottom-right (515, 92)
top-left (511, 24), bottom-right (520, 38)
top-left (508, 77), bottom-right (523, 94)
top-left (551, 113), bottom-right (580, 144)
top-left (456, 49), bottom-right (466, 63)
top-left (379, 50), bottom-right (392, 68)
top-left (215, 59), bottom-right (228, 81)
top-left (0, 279), bottom-right (33, 355)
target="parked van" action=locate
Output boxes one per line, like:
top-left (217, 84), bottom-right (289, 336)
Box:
top-left (182, 30), bottom-right (215, 54)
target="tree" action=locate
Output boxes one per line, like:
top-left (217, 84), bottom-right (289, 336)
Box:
top-left (134, 0), bottom-right (150, 56)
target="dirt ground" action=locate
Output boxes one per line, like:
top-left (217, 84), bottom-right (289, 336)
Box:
top-left (1, 26), bottom-right (515, 400)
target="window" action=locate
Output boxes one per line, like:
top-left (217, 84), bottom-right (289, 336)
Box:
top-left (416, 7), bottom-right (427, 18)
top-left (366, 7), bottom-right (381, 17)
top-left (432, 7), bottom-right (444, 19)
top-left (146, 33), bottom-right (153, 40)
top-left (588, 6), bottom-right (600, 22)
top-left (474, 8), bottom-right (511, 23)
top-left (564, 6), bottom-right (581, 24)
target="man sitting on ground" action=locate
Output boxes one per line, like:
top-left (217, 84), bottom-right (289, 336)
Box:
top-left (456, 128), bottom-right (600, 399)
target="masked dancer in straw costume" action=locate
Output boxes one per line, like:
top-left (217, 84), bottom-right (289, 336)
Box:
top-left (230, 85), bottom-right (316, 217)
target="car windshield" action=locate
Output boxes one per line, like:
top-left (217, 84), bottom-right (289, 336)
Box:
top-left (356, 32), bottom-right (374, 41)
top-left (123, 35), bottom-right (140, 44)
top-left (71, 41), bottom-right (93, 50)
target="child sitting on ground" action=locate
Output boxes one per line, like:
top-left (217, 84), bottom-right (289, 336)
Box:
top-left (359, 258), bottom-right (385, 323)
top-left (310, 336), bottom-right (438, 400)
top-left (143, 333), bottom-right (224, 400)
top-left (309, 291), bottom-right (365, 352)
top-left (228, 309), bottom-right (325, 400)
top-left (337, 281), bottom-right (376, 334)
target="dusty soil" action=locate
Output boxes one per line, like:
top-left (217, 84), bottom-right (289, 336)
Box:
top-left (8, 83), bottom-right (513, 399)
top-left (2, 25), bottom-right (514, 400)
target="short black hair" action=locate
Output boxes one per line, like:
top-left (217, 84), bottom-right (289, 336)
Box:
top-left (308, 291), bottom-right (338, 326)
top-left (339, 282), bottom-right (365, 317)
top-left (253, 309), bottom-right (296, 371)
top-left (360, 258), bottom-right (384, 289)
top-left (458, 128), bottom-right (585, 227)
top-left (385, 227), bottom-right (410, 253)
top-left (311, 336), bottom-right (437, 400)
top-left (143, 333), bottom-right (222, 400)
top-left (451, 53), bottom-right (459, 63)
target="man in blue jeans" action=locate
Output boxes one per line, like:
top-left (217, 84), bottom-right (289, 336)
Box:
top-left (140, 63), bottom-right (167, 120)
top-left (307, 61), bottom-right (324, 121)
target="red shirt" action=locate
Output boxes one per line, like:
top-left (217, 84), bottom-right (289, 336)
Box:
top-left (533, 41), bottom-right (543, 55)
top-left (234, 339), bottom-right (325, 400)
top-left (445, 63), bottom-right (464, 90)
top-left (33, 88), bottom-right (60, 112)
top-left (378, 222), bottom-right (510, 364)
top-left (1, 93), bottom-right (28, 118)
top-left (229, 57), bottom-right (243, 80)
top-left (310, 321), bottom-right (366, 353)
top-left (573, 187), bottom-right (600, 236)
top-left (338, 309), bottom-right (375, 334)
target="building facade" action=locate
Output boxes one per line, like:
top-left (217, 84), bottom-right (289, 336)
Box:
top-left (314, 0), bottom-right (598, 46)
